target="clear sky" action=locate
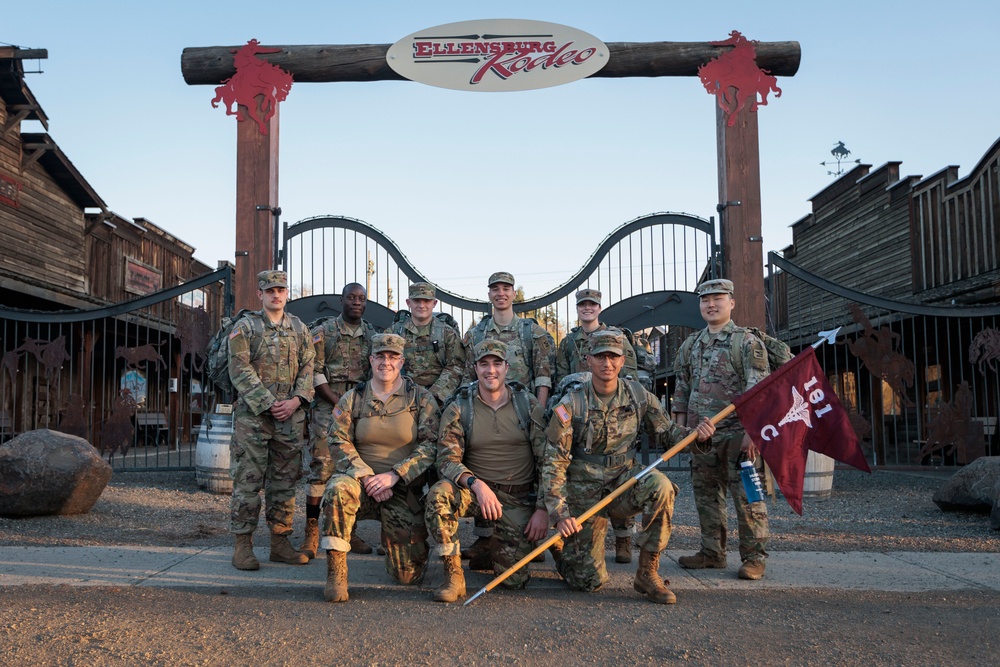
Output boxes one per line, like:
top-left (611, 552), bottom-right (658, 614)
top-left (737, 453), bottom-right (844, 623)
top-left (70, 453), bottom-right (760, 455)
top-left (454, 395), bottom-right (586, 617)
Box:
top-left (6, 1), bottom-right (1000, 301)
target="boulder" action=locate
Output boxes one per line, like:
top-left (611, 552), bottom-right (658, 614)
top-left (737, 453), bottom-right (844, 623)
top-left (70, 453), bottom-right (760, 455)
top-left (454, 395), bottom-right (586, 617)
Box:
top-left (932, 456), bottom-right (1000, 515)
top-left (0, 429), bottom-right (112, 516)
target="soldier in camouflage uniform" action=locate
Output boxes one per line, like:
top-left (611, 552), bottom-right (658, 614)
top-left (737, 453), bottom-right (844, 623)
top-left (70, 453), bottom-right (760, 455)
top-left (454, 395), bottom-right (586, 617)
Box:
top-left (425, 340), bottom-right (550, 603)
top-left (387, 282), bottom-right (466, 406)
top-left (554, 288), bottom-right (643, 564)
top-left (543, 330), bottom-right (715, 604)
top-left (461, 271), bottom-right (556, 563)
top-left (300, 283), bottom-right (378, 558)
top-left (672, 279), bottom-right (771, 581)
top-left (319, 333), bottom-right (440, 602)
top-left (228, 270), bottom-right (315, 571)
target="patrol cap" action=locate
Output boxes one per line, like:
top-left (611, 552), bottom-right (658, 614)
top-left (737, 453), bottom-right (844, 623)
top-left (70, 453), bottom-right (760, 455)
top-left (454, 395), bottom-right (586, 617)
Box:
top-left (257, 270), bottom-right (288, 290)
top-left (473, 339), bottom-right (508, 362)
top-left (697, 279), bottom-right (734, 297)
top-left (488, 271), bottom-right (515, 287)
top-left (588, 330), bottom-right (624, 356)
top-left (371, 333), bottom-right (406, 355)
top-left (575, 288), bottom-right (602, 305)
top-left (408, 282), bottom-right (436, 300)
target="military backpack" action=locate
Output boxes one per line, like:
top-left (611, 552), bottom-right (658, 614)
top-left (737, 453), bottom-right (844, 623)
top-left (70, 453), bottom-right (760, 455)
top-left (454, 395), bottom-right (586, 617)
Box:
top-left (444, 380), bottom-right (534, 440)
top-left (544, 371), bottom-right (648, 446)
top-left (469, 315), bottom-right (539, 367)
top-left (205, 309), bottom-right (263, 396)
top-left (677, 326), bottom-right (792, 390)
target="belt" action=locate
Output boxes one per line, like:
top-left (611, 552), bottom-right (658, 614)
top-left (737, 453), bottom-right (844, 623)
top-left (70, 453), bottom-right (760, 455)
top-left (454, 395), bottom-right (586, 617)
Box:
top-left (571, 447), bottom-right (636, 468)
top-left (482, 480), bottom-right (534, 495)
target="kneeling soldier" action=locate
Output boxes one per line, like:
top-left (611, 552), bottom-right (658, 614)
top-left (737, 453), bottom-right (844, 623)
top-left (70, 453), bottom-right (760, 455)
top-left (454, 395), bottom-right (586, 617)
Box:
top-left (319, 333), bottom-right (440, 602)
top-left (542, 330), bottom-right (715, 604)
top-left (425, 340), bottom-right (550, 603)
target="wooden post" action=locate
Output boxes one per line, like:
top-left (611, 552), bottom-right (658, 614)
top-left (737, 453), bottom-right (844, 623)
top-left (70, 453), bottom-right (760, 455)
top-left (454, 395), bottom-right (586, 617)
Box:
top-left (234, 96), bottom-right (279, 312)
top-left (716, 96), bottom-right (765, 330)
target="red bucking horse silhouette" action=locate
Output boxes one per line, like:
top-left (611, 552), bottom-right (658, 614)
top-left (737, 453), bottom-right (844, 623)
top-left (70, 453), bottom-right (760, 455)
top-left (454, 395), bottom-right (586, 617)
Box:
top-left (211, 39), bottom-right (293, 135)
top-left (698, 31), bottom-right (781, 127)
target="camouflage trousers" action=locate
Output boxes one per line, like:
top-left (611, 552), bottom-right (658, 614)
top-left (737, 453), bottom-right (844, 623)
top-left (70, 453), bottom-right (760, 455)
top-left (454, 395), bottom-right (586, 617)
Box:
top-left (229, 406), bottom-right (306, 535)
top-left (425, 480), bottom-right (537, 589)
top-left (689, 429), bottom-right (769, 562)
top-left (320, 474), bottom-right (428, 585)
top-left (559, 464), bottom-right (678, 592)
top-left (305, 399), bottom-right (339, 497)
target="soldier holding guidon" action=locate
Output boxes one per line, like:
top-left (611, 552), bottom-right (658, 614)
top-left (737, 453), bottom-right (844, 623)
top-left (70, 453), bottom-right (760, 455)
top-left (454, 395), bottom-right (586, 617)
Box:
top-left (425, 340), bottom-right (549, 603)
top-left (228, 270), bottom-right (315, 571)
top-left (319, 333), bottom-right (440, 602)
top-left (672, 278), bottom-right (771, 580)
top-left (543, 330), bottom-right (715, 604)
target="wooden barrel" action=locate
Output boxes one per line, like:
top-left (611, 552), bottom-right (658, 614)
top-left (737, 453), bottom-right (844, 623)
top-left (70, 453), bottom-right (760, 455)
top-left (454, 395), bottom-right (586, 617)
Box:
top-left (195, 413), bottom-right (234, 494)
top-left (802, 450), bottom-right (835, 499)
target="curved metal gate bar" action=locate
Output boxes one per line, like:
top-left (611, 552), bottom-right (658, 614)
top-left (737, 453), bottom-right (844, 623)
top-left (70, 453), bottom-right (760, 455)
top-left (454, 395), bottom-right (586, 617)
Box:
top-left (282, 212), bottom-right (717, 337)
top-left (769, 252), bottom-right (1000, 468)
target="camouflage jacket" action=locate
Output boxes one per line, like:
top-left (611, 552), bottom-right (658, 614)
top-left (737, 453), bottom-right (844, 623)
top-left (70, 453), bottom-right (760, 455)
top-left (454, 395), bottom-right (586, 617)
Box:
top-left (228, 310), bottom-right (315, 416)
top-left (541, 379), bottom-right (691, 524)
top-left (462, 314), bottom-right (554, 390)
top-left (436, 384), bottom-right (547, 509)
top-left (328, 378), bottom-right (440, 484)
top-left (311, 315), bottom-right (377, 389)
top-left (554, 323), bottom-right (640, 386)
top-left (671, 320), bottom-right (769, 432)
top-left (387, 317), bottom-right (467, 404)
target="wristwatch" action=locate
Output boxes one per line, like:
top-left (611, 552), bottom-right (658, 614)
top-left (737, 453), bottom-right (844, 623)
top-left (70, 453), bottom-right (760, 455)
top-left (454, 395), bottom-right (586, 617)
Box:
top-left (466, 475), bottom-right (478, 490)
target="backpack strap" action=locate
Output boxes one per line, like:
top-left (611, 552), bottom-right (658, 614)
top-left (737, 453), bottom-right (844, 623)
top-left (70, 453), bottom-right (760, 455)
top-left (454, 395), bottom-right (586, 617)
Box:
top-left (729, 328), bottom-right (748, 390)
top-left (509, 383), bottom-right (533, 436)
top-left (622, 379), bottom-right (648, 423)
top-left (431, 317), bottom-right (447, 366)
top-left (519, 318), bottom-right (535, 370)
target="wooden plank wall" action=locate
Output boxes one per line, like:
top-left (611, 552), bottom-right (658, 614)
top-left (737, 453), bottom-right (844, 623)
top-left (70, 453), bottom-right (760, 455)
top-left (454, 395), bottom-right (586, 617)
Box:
top-left (0, 105), bottom-right (87, 295)
top-left (911, 145), bottom-right (1000, 293)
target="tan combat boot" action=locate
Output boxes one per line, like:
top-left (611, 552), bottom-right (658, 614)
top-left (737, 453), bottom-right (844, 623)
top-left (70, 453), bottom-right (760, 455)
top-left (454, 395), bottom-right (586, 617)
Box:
top-left (633, 550), bottom-right (676, 605)
top-left (300, 518), bottom-right (319, 560)
top-left (548, 536), bottom-right (564, 567)
top-left (432, 555), bottom-right (467, 603)
top-left (349, 534), bottom-right (374, 554)
top-left (269, 533), bottom-right (309, 565)
top-left (615, 535), bottom-right (633, 564)
top-left (677, 550), bottom-right (727, 569)
top-left (232, 533), bottom-right (260, 571)
top-left (737, 559), bottom-right (766, 580)
top-left (324, 550), bottom-right (349, 602)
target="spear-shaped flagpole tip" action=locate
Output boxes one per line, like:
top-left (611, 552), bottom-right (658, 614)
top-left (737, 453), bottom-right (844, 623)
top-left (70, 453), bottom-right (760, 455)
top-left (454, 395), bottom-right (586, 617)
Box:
top-left (812, 327), bottom-right (841, 348)
top-left (463, 588), bottom-right (487, 606)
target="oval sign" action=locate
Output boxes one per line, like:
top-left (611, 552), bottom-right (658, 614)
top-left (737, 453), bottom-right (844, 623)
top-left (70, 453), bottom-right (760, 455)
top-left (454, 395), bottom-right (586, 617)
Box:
top-left (386, 19), bottom-right (609, 92)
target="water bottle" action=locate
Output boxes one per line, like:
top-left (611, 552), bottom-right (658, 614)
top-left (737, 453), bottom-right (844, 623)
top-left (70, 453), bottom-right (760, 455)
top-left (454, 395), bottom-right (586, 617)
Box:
top-left (739, 459), bottom-right (764, 504)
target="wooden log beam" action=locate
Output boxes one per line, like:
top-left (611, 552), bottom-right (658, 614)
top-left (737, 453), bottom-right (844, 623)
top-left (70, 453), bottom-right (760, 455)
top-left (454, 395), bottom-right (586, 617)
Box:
top-left (181, 40), bottom-right (800, 85)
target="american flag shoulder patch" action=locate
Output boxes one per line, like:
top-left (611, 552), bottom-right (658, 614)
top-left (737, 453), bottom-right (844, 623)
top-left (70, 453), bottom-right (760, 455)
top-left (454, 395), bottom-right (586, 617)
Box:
top-left (313, 333), bottom-right (322, 344)
top-left (333, 406), bottom-right (343, 419)
top-left (229, 328), bottom-right (242, 340)
top-left (554, 404), bottom-right (571, 425)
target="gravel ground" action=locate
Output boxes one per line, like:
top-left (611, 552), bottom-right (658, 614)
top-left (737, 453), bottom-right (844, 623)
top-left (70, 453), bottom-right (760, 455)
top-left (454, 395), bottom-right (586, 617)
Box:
top-left (2, 466), bottom-right (997, 552)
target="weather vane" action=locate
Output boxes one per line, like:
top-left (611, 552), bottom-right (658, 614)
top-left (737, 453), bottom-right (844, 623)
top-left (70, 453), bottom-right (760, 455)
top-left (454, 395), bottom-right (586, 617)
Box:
top-left (820, 141), bottom-right (861, 177)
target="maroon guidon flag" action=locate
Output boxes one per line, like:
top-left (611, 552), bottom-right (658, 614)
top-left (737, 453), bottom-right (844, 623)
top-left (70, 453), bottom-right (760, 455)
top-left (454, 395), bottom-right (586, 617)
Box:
top-left (732, 347), bottom-right (870, 514)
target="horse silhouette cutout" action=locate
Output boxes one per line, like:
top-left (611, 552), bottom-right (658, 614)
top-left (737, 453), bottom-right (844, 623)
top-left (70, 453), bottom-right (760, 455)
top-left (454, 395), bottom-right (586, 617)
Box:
top-left (211, 39), bottom-right (293, 135)
top-left (698, 30), bottom-right (781, 127)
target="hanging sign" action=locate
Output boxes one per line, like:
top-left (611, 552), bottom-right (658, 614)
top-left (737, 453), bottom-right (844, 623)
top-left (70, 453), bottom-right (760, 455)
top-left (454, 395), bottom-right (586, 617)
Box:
top-left (386, 19), bottom-right (609, 92)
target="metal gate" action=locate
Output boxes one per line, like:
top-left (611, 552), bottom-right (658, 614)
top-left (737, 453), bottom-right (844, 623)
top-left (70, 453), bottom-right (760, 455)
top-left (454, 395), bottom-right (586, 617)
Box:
top-left (0, 267), bottom-right (232, 471)
top-left (769, 252), bottom-right (1000, 467)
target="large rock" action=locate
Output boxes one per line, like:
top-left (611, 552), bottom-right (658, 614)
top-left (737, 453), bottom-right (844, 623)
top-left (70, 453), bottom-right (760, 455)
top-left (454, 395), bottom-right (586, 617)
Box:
top-left (932, 456), bottom-right (1000, 518)
top-left (0, 429), bottom-right (113, 516)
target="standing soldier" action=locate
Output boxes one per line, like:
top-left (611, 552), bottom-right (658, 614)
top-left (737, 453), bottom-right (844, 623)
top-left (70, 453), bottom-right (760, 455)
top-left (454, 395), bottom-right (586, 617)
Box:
top-left (425, 340), bottom-right (550, 603)
top-left (228, 270), bottom-right (315, 571)
top-left (387, 282), bottom-right (466, 406)
top-left (300, 283), bottom-right (378, 559)
top-left (672, 279), bottom-right (771, 580)
top-left (543, 330), bottom-right (715, 604)
top-left (461, 271), bottom-right (555, 564)
top-left (319, 333), bottom-right (440, 602)
top-left (554, 288), bottom-right (642, 563)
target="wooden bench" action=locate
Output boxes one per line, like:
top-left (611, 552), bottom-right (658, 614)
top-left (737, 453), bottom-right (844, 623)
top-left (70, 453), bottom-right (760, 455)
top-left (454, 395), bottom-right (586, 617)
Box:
top-left (134, 413), bottom-right (168, 447)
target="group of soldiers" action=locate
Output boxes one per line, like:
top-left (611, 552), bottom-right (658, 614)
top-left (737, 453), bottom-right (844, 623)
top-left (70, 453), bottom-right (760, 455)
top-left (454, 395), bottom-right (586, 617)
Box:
top-left (225, 268), bottom-right (771, 605)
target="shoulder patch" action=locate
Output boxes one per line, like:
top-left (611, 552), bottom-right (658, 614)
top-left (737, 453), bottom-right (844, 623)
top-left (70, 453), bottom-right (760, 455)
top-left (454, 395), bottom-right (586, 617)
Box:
top-left (312, 333), bottom-right (322, 344)
top-left (333, 406), bottom-right (343, 419)
top-left (229, 328), bottom-right (242, 340)
top-left (554, 404), bottom-right (571, 426)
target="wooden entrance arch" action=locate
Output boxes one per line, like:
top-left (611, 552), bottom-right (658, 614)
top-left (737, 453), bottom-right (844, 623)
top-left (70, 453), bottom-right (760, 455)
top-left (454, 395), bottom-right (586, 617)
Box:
top-left (181, 37), bottom-right (800, 327)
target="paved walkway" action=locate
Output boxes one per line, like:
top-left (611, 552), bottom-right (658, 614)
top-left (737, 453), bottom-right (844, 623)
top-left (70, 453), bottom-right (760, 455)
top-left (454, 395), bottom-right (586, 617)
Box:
top-left (2, 546), bottom-right (997, 594)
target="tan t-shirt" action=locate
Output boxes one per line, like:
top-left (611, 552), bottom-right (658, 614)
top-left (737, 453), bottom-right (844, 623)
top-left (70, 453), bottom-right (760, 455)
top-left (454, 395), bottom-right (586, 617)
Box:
top-left (354, 382), bottom-right (417, 475)
top-left (464, 394), bottom-right (534, 486)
